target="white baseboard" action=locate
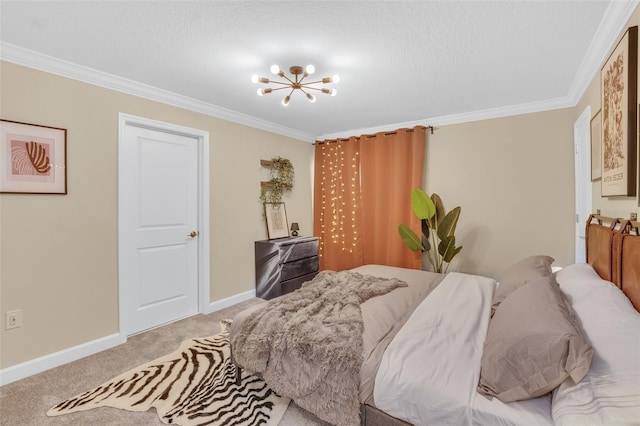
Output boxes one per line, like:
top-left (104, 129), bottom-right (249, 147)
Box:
top-left (0, 289), bottom-right (257, 387)
top-left (206, 289), bottom-right (256, 314)
top-left (0, 332), bottom-right (125, 387)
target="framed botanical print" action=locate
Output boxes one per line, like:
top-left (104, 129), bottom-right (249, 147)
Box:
top-left (264, 202), bottom-right (289, 239)
top-left (0, 119), bottom-right (67, 194)
top-left (600, 26), bottom-right (638, 197)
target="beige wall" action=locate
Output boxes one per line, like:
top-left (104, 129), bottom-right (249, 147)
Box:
top-left (4, 2), bottom-right (640, 371)
top-left (0, 62), bottom-right (314, 369)
top-left (426, 109), bottom-right (576, 278)
top-left (575, 6), bottom-right (640, 220)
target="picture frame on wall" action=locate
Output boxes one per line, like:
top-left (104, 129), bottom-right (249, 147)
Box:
top-left (264, 202), bottom-right (289, 239)
top-left (600, 25), bottom-right (638, 197)
top-left (590, 110), bottom-right (602, 182)
top-left (0, 119), bottom-right (67, 194)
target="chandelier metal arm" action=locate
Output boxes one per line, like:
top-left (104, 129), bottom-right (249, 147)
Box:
top-left (264, 80), bottom-right (291, 86)
top-left (300, 85), bottom-right (324, 92)
top-left (280, 74), bottom-right (296, 85)
top-left (265, 86), bottom-right (293, 92)
top-left (300, 79), bottom-right (327, 85)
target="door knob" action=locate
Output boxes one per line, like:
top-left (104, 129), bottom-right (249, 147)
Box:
top-left (188, 231), bottom-right (198, 238)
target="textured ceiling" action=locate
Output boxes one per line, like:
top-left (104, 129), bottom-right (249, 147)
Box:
top-left (0, 1), bottom-right (636, 140)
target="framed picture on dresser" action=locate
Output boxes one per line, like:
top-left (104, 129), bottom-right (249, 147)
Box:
top-left (264, 202), bottom-right (289, 239)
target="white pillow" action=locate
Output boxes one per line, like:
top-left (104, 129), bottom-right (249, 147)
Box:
top-left (555, 263), bottom-right (608, 304)
top-left (552, 263), bottom-right (640, 425)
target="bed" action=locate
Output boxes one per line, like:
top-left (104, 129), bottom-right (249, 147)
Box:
top-left (230, 215), bottom-right (640, 425)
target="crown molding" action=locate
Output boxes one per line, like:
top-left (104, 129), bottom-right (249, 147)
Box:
top-left (319, 96), bottom-right (574, 140)
top-left (567, 0), bottom-right (639, 104)
top-left (0, 42), bottom-right (316, 143)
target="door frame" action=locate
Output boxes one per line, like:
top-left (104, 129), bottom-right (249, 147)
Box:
top-left (574, 105), bottom-right (592, 263)
top-left (117, 113), bottom-right (210, 337)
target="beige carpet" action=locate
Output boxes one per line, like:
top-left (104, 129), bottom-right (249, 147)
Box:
top-left (47, 320), bottom-right (289, 425)
top-left (0, 299), bottom-right (329, 426)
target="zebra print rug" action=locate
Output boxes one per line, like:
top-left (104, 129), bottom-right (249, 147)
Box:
top-left (47, 320), bottom-right (289, 425)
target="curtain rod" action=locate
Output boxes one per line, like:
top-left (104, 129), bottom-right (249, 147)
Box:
top-left (314, 125), bottom-right (433, 145)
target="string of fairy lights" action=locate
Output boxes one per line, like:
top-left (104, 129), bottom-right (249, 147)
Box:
top-left (318, 141), bottom-right (360, 257)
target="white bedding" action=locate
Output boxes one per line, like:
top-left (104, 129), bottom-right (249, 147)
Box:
top-left (552, 264), bottom-right (640, 425)
top-left (373, 272), bottom-right (553, 425)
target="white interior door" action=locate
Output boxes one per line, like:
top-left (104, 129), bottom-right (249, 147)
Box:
top-left (119, 116), bottom-right (205, 336)
top-left (574, 106), bottom-right (592, 263)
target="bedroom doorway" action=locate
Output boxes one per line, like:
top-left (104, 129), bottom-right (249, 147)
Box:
top-left (574, 106), bottom-right (592, 263)
top-left (118, 114), bottom-right (210, 336)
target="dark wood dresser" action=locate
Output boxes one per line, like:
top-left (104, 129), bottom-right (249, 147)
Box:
top-left (255, 236), bottom-right (319, 300)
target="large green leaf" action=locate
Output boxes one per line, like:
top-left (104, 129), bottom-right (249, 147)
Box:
top-left (442, 245), bottom-right (462, 263)
top-left (411, 189), bottom-right (435, 220)
top-left (398, 224), bottom-right (423, 252)
top-left (445, 245), bottom-right (463, 263)
top-left (431, 193), bottom-right (445, 226)
top-left (438, 235), bottom-right (454, 258)
top-left (437, 206), bottom-right (461, 240)
top-left (421, 218), bottom-right (430, 239)
top-left (438, 236), bottom-right (462, 263)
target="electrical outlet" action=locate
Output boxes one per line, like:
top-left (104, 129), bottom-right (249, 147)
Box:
top-left (6, 310), bottom-right (22, 330)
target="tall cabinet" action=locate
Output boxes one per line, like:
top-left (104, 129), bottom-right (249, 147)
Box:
top-left (255, 236), bottom-right (319, 300)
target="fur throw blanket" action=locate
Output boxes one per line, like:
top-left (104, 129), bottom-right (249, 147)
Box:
top-left (231, 270), bottom-right (407, 426)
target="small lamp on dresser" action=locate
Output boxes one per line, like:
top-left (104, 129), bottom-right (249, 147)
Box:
top-left (290, 222), bottom-right (300, 237)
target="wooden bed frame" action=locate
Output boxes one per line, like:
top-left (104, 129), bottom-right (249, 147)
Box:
top-left (586, 214), bottom-right (640, 312)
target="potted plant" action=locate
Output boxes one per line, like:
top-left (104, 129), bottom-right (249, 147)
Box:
top-left (398, 188), bottom-right (462, 273)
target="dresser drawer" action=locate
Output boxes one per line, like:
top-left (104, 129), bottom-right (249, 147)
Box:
top-left (255, 236), bottom-right (319, 300)
top-left (281, 255), bottom-right (319, 281)
top-left (281, 271), bottom-right (319, 295)
top-left (280, 239), bottom-right (319, 263)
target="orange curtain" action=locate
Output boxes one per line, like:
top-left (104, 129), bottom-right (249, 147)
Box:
top-left (360, 127), bottom-right (425, 269)
top-left (313, 126), bottom-right (426, 271)
top-left (313, 137), bottom-right (363, 271)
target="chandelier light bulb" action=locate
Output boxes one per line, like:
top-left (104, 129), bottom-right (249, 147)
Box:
top-left (332, 75), bottom-right (340, 83)
top-left (306, 93), bottom-right (316, 102)
top-left (282, 95), bottom-right (291, 106)
top-left (330, 88), bottom-right (337, 96)
top-left (270, 64), bottom-right (280, 75)
top-left (257, 88), bottom-right (265, 96)
top-left (305, 64), bottom-right (315, 75)
top-left (251, 74), bottom-right (259, 83)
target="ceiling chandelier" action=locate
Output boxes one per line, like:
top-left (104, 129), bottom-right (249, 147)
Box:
top-left (252, 64), bottom-right (339, 106)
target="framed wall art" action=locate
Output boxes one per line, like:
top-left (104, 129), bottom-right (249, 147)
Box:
top-left (600, 26), bottom-right (638, 197)
top-left (590, 110), bottom-right (602, 181)
top-left (0, 119), bottom-right (67, 194)
top-left (264, 202), bottom-right (289, 239)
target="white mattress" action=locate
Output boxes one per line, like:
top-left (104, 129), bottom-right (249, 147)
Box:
top-left (373, 272), bottom-right (553, 425)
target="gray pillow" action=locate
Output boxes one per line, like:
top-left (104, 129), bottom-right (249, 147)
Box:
top-left (491, 255), bottom-right (555, 316)
top-left (477, 275), bottom-right (593, 403)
